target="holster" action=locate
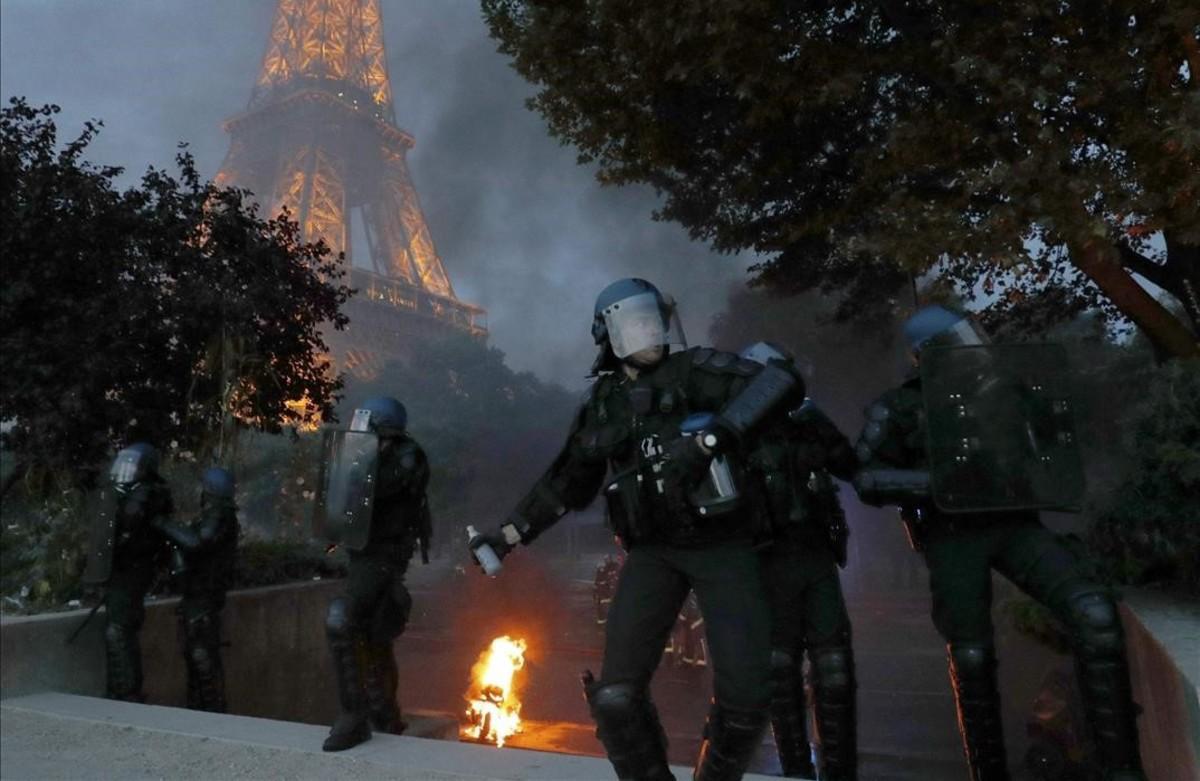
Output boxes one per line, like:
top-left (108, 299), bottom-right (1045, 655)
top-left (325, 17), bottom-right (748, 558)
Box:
top-left (900, 506), bottom-right (926, 552)
top-left (603, 467), bottom-right (647, 548)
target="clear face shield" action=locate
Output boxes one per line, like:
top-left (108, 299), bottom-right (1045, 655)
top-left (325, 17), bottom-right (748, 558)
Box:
top-left (349, 408), bottom-right (373, 433)
top-left (602, 292), bottom-right (687, 360)
top-left (109, 450), bottom-right (145, 487)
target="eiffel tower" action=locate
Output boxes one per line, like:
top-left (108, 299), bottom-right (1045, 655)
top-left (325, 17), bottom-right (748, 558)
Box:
top-left (216, 0), bottom-right (486, 379)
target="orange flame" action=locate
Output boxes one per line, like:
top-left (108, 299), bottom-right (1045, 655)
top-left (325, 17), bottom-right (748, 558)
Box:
top-left (462, 635), bottom-right (527, 747)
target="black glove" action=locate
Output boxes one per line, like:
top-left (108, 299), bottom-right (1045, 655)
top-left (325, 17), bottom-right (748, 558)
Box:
top-left (661, 434), bottom-right (714, 488)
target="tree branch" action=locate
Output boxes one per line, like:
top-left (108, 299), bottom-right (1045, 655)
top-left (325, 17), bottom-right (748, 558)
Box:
top-left (1071, 239), bottom-right (1199, 359)
top-left (0, 460), bottom-right (28, 500)
top-left (1115, 241), bottom-right (1173, 290)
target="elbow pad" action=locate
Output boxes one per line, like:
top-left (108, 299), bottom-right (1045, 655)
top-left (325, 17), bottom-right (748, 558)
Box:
top-left (507, 481), bottom-right (569, 543)
top-left (718, 362), bottom-right (805, 443)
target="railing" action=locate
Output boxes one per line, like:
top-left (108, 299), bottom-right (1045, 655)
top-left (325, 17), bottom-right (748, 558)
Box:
top-left (348, 268), bottom-right (487, 338)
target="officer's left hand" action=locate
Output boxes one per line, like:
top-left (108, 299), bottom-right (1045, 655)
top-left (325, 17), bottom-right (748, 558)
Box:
top-left (662, 434), bottom-right (713, 486)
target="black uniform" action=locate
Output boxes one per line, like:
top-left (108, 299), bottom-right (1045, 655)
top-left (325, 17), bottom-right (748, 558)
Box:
top-left (500, 346), bottom-right (788, 781)
top-left (159, 498), bottom-right (238, 712)
top-left (104, 478), bottom-right (173, 701)
top-left (749, 400), bottom-right (858, 780)
top-left (324, 434), bottom-right (430, 748)
top-left (855, 376), bottom-right (1145, 781)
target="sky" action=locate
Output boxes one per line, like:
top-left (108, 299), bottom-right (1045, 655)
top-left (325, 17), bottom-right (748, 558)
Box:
top-left (0, 0), bottom-right (753, 391)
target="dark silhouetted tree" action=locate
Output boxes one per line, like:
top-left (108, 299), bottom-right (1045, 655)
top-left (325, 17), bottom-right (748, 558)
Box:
top-left (0, 99), bottom-right (353, 494)
top-left (484, 1), bottom-right (1199, 356)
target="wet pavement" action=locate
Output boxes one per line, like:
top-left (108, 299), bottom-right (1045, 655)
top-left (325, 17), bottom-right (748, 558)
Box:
top-left (389, 553), bottom-right (1057, 780)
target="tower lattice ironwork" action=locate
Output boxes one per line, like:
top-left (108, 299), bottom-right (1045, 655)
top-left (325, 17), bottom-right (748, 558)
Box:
top-left (217, 0), bottom-right (485, 378)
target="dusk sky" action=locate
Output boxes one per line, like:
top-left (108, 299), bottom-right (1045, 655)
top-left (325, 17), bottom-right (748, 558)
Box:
top-left (0, 0), bottom-right (754, 391)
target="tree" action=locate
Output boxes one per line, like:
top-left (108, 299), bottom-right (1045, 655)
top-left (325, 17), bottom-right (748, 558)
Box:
top-left (483, 0), bottom-right (1199, 356)
top-left (344, 333), bottom-right (577, 554)
top-left (0, 99), bottom-right (353, 493)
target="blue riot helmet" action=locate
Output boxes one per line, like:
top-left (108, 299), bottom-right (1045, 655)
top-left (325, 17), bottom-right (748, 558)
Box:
top-left (903, 305), bottom-right (989, 355)
top-left (591, 278), bottom-right (686, 360)
top-left (200, 467), bottom-right (236, 501)
top-left (109, 443), bottom-right (160, 490)
top-left (349, 396), bottom-right (407, 437)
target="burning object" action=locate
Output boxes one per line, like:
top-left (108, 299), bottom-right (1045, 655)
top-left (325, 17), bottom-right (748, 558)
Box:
top-left (462, 635), bottom-right (528, 747)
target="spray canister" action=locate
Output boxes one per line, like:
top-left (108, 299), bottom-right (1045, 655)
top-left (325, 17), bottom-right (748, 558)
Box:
top-left (467, 525), bottom-right (503, 576)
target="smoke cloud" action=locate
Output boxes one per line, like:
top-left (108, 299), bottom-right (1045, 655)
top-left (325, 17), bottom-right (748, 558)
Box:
top-left (0, 0), bottom-right (750, 391)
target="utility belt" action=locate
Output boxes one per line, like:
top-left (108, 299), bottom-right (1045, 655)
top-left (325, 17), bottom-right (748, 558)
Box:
top-left (901, 505), bottom-right (1037, 551)
top-left (603, 453), bottom-right (748, 547)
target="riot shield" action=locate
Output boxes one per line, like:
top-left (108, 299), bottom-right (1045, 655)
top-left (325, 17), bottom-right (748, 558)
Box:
top-left (82, 488), bottom-right (117, 585)
top-left (311, 429), bottom-right (379, 551)
top-left (921, 343), bottom-right (1085, 513)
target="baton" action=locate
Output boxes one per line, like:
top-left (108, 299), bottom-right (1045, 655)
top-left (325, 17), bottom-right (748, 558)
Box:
top-left (65, 595), bottom-right (106, 645)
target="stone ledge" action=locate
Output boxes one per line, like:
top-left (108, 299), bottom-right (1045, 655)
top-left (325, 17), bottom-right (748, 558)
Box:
top-left (0, 693), bottom-right (783, 781)
top-left (1119, 588), bottom-right (1200, 781)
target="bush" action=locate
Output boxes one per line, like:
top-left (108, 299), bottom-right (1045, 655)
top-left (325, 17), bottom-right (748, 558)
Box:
top-left (1086, 359), bottom-right (1200, 596)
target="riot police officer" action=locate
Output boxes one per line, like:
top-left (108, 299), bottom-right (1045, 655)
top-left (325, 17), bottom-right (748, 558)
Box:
top-left (741, 342), bottom-right (858, 780)
top-left (157, 467), bottom-right (239, 712)
top-left (853, 305), bottom-right (1145, 781)
top-left (316, 397), bottom-right (432, 752)
top-left (83, 443), bottom-right (174, 702)
top-left (470, 279), bottom-right (804, 781)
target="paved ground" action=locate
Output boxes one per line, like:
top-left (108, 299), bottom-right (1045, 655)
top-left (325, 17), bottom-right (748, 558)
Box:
top-left (1, 693), bottom-right (782, 781)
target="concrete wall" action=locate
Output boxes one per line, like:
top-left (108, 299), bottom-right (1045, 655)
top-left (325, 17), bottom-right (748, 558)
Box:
top-left (1, 580), bottom-right (343, 725)
top-left (1121, 590), bottom-right (1200, 781)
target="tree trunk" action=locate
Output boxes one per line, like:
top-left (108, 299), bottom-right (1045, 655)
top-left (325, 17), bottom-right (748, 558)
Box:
top-left (0, 460), bottom-right (28, 499)
top-left (1071, 239), bottom-right (1199, 359)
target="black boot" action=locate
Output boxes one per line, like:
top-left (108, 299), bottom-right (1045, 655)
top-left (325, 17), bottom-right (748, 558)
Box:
top-left (811, 645), bottom-right (857, 781)
top-left (584, 673), bottom-right (675, 781)
top-left (184, 612), bottom-right (226, 713)
top-left (948, 644), bottom-right (1009, 781)
top-left (104, 623), bottom-right (145, 702)
top-left (323, 600), bottom-right (371, 752)
top-left (694, 703), bottom-right (768, 781)
top-left (768, 649), bottom-right (815, 778)
top-left (363, 640), bottom-right (406, 735)
top-left (1065, 591), bottom-right (1145, 781)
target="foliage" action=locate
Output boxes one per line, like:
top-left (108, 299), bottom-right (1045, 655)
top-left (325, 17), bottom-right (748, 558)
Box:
top-left (1087, 358), bottom-right (1200, 595)
top-left (0, 487), bottom-right (91, 613)
top-left (0, 98), bottom-right (353, 493)
top-left (484, 1), bottom-right (1199, 356)
top-left (344, 332), bottom-right (578, 551)
top-left (707, 282), bottom-right (905, 425)
top-left (231, 537), bottom-right (347, 590)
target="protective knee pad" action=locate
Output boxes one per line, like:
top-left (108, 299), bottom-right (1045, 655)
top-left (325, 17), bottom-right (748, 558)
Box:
top-left (1061, 591), bottom-right (1143, 775)
top-left (585, 680), bottom-right (672, 781)
top-left (103, 623), bottom-right (142, 701)
top-left (325, 597), bottom-right (356, 641)
top-left (811, 646), bottom-right (855, 700)
top-left (369, 585), bottom-right (413, 644)
top-left (810, 646), bottom-right (857, 780)
top-left (588, 681), bottom-right (643, 724)
top-left (770, 647), bottom-right (797, 672)
top-left (947, 644), bottom-right (1007, 781)
top-left (1064, 590), bottom-right (1124, 657)
top-left (104, 622), bottom-right (129, 648)
top-left (768, 648), bottom-right (814, 779)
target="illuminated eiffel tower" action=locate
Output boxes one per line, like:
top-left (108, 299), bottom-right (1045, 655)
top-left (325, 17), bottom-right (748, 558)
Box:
top-left (216, 0), bottom-right (486, 379)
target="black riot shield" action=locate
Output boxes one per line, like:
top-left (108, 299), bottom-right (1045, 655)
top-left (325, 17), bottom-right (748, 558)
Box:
top-left (921, 343), bottom-right (1085, 513)
top-left (82, 488), bottom-right (118, 585)
top-left (312, 430), bottom-right (379, 551)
